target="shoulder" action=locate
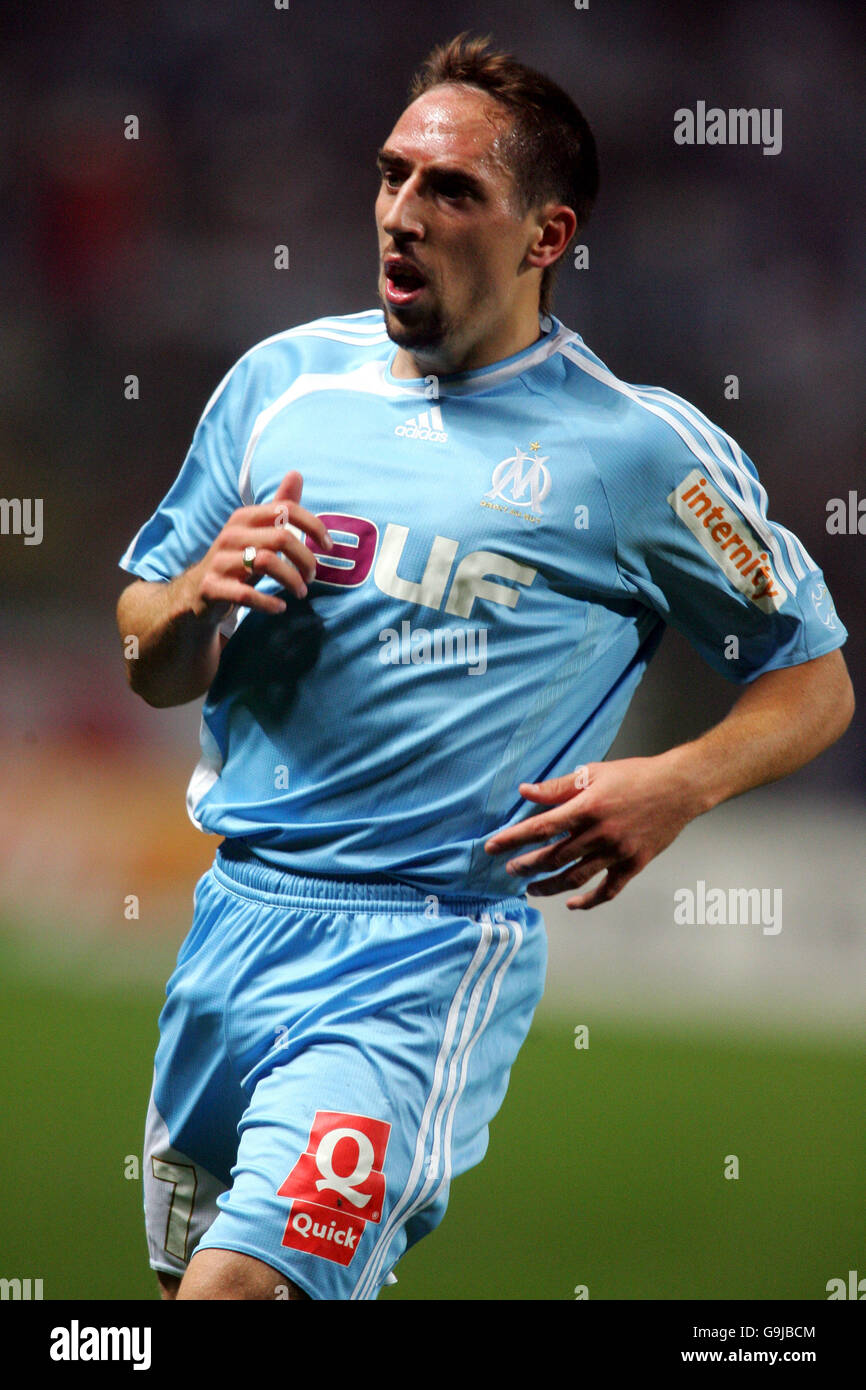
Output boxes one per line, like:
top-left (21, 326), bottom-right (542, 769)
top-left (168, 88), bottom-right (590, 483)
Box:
top-left (244, 309), bottom-right (390, 361)
top-left (201, 310), bottom-right (391, 421)
top-left (552, 323), bottom-right (751, 489)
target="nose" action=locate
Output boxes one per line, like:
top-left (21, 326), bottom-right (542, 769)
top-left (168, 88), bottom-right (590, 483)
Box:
top-left (381, 174), bottom-right (425, 241)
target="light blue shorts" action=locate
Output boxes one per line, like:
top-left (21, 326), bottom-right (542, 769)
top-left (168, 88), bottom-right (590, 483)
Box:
top-left (143, 845), bottom-right (547, 1300)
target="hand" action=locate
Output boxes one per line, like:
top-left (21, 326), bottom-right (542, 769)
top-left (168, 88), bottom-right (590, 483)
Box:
top-left (484, 755), bottom-right (702, 909)
top-left (181, 471), bottom-right (334, 622)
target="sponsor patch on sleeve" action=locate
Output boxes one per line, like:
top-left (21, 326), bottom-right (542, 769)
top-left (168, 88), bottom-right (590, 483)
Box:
top-left (667, 469), bottom-right (787, 613)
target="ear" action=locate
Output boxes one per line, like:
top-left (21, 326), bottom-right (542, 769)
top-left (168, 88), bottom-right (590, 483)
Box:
top-left (524, 204), bottom-right (578, 272)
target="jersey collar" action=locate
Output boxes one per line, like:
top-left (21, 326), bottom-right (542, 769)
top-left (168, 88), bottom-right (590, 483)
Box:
top-left (382, 313), bottom-right (571, 396)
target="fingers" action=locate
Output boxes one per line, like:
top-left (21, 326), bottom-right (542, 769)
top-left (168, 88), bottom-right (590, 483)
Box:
top-left (234, 525), bottom-right (318, 590)
top-left (484, 772), bottom-right (597, 857)
top-left (201, 532), bottom-right (306, 601)
top-left (192, 478), bottom-right (336, 621)
top-left (565, 864), bottom-right (636, 910)
top-left (487, 762), bottom-right (653, 910)
top-left (269, 470), bottom-right (334, 556)
top-left (239, 546), bottom-right (308, 601)
top-left (198, 572), bottom-right (288, 616)
top-left (273, 470), bottom-right (303, 505)
top-left (485, 805), bottom-right (593, 857)
top-left (273, 502), bottom-right (335, 557)
top-left (238, 501), bottom-right (335, 557)
top-left (518, 773), bottom-right (592, 803)
top-left (528, 857), bottom-right (637, 910)
top-left (526, 854), bottom-right (609, 898)
top-left (502, 833), bottom-right (585, 877)
top-left (215, 510), bottom-right (332, 601)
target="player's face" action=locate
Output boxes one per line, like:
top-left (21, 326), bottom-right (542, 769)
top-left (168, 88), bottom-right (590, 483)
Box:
top-left (376, 84), bottom-right (545, 375)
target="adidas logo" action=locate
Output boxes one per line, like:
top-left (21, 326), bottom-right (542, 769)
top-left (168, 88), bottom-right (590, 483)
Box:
top-left (395, 406), bottom-right (447, 442)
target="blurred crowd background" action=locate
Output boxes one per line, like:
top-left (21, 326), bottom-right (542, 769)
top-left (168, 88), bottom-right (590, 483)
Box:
top-left (1, 0), bottom-right (865, 1303)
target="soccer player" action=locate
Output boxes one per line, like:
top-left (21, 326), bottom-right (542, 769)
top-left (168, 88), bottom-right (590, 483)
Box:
top-left (116, 34), bottom-right (853, 1301)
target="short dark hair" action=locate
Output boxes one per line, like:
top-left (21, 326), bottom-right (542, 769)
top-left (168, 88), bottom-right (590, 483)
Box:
top-left (408, 33), bottom-right (599, 315)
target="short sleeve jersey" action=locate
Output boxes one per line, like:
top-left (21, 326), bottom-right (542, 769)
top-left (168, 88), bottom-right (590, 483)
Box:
top-left (120, 310), bottom-right (847, 896)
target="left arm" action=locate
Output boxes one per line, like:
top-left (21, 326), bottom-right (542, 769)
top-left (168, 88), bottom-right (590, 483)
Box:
top-left (484, 648), bottom-right (855, 909)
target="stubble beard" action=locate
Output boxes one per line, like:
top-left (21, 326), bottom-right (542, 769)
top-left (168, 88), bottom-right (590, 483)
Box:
top-left (380, 298), bottom-right (448, 354)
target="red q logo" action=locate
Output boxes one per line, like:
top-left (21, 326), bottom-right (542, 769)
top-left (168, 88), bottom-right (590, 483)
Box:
top-left (277, 1110), bottom-right (391, 1266)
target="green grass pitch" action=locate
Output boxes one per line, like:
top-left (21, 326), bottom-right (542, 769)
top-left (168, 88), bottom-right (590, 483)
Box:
top-left (1, 949), bottom-right (861, 1301)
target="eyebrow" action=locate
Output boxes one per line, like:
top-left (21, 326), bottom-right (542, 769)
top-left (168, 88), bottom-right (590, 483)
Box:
top-left (376, 148), bottom-right (486, 196)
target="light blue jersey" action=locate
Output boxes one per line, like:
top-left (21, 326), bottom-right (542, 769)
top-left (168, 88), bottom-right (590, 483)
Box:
top-left (120, 310), bottom-right (846, 896)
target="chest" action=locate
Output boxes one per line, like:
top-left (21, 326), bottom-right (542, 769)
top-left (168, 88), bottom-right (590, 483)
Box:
top-left (247, 389), bottom-right (620, 617)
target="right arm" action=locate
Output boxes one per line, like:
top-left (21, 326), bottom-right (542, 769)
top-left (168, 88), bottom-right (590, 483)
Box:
top-left (117, 470), bottom-right (333, 708)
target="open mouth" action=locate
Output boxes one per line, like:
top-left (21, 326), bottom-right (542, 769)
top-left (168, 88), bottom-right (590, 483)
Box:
top-left (383, 257), bottom-right (428, 306)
